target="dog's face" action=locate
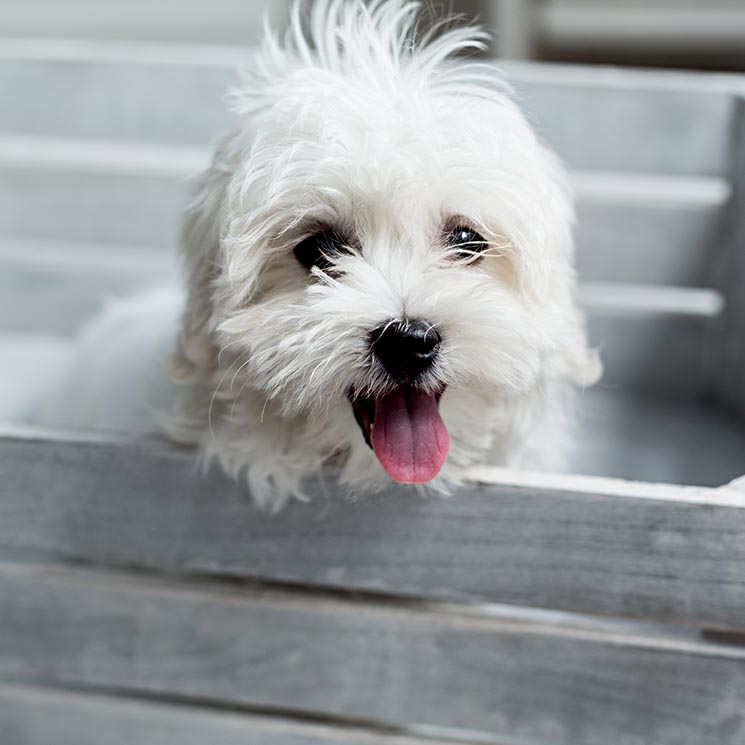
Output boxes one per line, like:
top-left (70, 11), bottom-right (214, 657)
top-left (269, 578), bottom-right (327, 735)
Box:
top-left (172, 1), bottom-right (599, 505)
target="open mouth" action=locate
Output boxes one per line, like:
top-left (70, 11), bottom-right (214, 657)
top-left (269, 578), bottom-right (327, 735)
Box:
top-left (349, 385), bottom-right (449, 484)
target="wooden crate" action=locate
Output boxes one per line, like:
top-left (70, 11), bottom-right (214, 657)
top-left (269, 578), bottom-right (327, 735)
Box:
top-left (1, 42), bottom-right (744, 745)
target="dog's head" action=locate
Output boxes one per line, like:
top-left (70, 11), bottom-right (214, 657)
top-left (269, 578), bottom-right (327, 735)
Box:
top-left (172, 0), bottom-right (599, 503)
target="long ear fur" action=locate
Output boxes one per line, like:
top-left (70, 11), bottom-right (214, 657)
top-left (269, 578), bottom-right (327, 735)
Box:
top-left (170, 133), bottom-right (236, 380)
top-left (564, 307), bottom-right (603, 388)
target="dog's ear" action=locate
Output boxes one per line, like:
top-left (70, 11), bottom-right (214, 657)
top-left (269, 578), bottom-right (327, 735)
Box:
top-left (535, 148), bottom-right (603, 389)
top-left (562, 307), bottom-right (603, 388)
top-left (170, 137), bottom-right (233, 380)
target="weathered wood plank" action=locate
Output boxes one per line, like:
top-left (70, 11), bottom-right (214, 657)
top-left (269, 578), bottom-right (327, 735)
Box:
top-left (537, 2), bottom-right (745, 52)
top-left (513, 78), bottom-right (736, 177)
top-left (0, 51), bottom-right (239, 147)
top-left (0, 264), bottom-right (167, 337)
top-left (0, 50), bottom-right (739, 174)
top-left (0, 683), bottom-right (460, 745)
top-left (0, 563), bottom-right (744, 745)
top-left (0, 238), bottom-right (173, 337)
top-left (571, 388), bottom-right (745, 487)
top-left (574, 198), bottom-right (721, 286)
top-left (586, 313), bottom-right (715, 395)
top-left (0, 1), bottom-right (288, 47)
top-left (0, 334), bottom-right (73, 425)
top-left (1, 432), bottom-right (744, 629)
top-left (0, 261), bottom-right (719, 393)
top-left (0, 166), bottom-right (188, 249)
top-left (4, 338), bottom-right (741, 489)
top-left (0, 136), bottom-right (727, 288)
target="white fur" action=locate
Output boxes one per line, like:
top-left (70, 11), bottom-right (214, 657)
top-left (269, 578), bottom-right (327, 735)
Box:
top-left (39, 0), bottom-right (600, 510)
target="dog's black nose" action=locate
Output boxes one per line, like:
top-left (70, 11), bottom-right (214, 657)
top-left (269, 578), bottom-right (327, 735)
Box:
top-left (370, 319), bottom-right (441, 381)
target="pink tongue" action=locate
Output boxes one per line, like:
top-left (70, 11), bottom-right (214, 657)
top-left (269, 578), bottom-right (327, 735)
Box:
top-left (371, 387), bottom-right (450, 483)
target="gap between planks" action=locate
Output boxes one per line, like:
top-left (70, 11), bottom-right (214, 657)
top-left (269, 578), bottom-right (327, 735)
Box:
top-left (0, 681), bottom-right (503, 745)
top-left (1, 561), bottom-right (744, 660)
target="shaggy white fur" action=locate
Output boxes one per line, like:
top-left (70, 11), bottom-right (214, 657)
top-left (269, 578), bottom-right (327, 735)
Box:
top-left (38, 0), bottom-right (601, 510)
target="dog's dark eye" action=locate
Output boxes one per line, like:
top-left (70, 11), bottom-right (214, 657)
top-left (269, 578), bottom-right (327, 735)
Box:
top-left (445, 225), bottom-right (488, 262)
top-left (294, 229), bottom-right (348, 273)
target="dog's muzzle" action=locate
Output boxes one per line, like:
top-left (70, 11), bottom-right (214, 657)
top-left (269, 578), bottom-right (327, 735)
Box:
top-left (348, 318), bottom-right (449, 485)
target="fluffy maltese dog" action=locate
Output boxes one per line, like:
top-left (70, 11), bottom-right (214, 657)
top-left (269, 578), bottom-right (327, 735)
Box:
top-left (38, 0), bottom-right (600, 510)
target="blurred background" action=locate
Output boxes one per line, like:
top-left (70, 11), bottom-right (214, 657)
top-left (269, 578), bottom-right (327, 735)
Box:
top-left (2, 0), bottom-right (745, 71)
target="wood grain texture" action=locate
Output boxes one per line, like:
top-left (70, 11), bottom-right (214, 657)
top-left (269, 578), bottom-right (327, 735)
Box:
top-left (1, 563), bottom-right (744, 745)
top-left (1, 432), bottom-right (744, 630)
top-left (0, 683), bottom-right (461, 745)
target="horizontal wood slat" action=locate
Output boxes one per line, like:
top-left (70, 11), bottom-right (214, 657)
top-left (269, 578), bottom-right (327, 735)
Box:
top-left (586, 313), bottom-right (714, 394)
top-left (1, 563), bottom-right (744, 745)
top-left (0, 683), bottom-right (460, 745)
top-left (1, 432), bottom-right (744, 630)
top-left (0, 53), bottom-right (238, 147)
top-left (578, 283), bottom-right (724, 318)
top-left (719, 98), bottom-right (745, 420)
top-left (0, 51), bottom-right (738, 175)
top-left (0, 1), bottom-right (288, 47)
top-left (571, 388), bottom-right (745, 487)
top-left (0, 259), bottom-right (718, 395)
top-left (0, 265), bottom-right (164, 336)
top-left (0, 167), bottom-right (187, 249)
top-left (574, 200), bottom-right (721, 286)
top-left (538, 3), bottom-right (745, 50)
top-left (514, 82), bottom-right (736, 177)
top-left (0, 148), bottom-right (726, 288)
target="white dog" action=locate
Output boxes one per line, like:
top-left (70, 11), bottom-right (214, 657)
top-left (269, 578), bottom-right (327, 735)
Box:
top-left (38, 0), bottom-right (600, 510)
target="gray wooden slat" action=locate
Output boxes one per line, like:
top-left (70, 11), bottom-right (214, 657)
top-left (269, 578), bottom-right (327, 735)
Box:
top-left (0, 265), bottom-right (167, 336)
top-left (572, 388), bottom-right (745, 487)
top-left (0, 132), bottom-right (727, 288)
top-left (574, 200), bottom-right (720, 285)
top-left (0, 334), bottom-right (73, 424)
top-left (579, 284), bottom-right (724, 318)
top-left (0, 257), bottom-right (715, 395)
top-left (0, 167), bottom-right (189, 249)
top-left (0, 51), bottom-right (740, 174)
top-left (0, 54), bottom-right (238, 147)
top-left (0, 2), bottom-right (287, 46)
top-left (1, 563), bottom-right (744, 745)
top-left (587, 313), bottom-right (714, 395)
top-left (2, 327), bottom-right (741, 486)
top-left (4, 338), bottom-right (742, 487)
top-left (513, 79), bottom-right (736, 177)
top-left (1, 165), bottom-right (724, 288)
top-left (0, 683), bottom-right (457, 745)
top-left (0, 432), bottom-right (744, 629)
top-left (717, 98), bottom-right (745, 419)
top-left (537, 2), bottom-right (745, 52)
